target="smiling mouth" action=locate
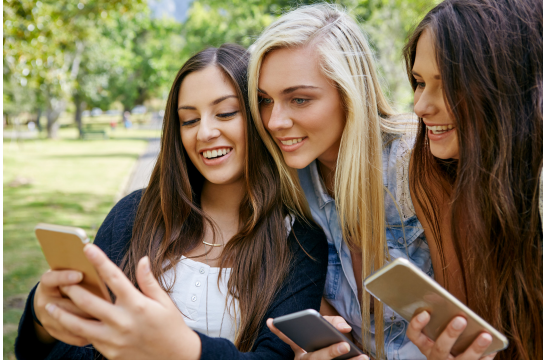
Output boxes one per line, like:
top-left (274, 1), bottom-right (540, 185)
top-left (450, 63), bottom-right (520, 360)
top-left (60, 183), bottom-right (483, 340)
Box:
top-left (201, 148), bottom-right (232, 159)
top-left (428, 124), bottom-right (454, 134)
top-left (280, 137), bottom-right (304, 145)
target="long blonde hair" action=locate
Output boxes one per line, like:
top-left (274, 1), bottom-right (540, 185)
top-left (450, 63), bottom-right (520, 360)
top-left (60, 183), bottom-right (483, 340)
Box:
top-left (248, 4), bottom-right (399, 358)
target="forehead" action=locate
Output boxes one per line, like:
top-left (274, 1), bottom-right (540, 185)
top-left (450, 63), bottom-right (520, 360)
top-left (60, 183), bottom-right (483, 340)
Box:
top-left (258, 46), bottom-right (326, 90)
top-left (413, 29), bottom-right (439, 74)
top-left (178, 65), bottom-right (237, 105)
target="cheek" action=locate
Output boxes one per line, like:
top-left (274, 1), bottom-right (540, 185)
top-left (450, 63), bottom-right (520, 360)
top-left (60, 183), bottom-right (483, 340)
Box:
top-left (180, 129), bottom-right (196, 154)
top-left (259, 107), bottom-right (272, 129)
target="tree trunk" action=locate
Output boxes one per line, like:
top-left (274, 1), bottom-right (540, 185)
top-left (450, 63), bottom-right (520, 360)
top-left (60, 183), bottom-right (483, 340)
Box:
top-left (74, 95), bottom-right (84, 138)
top-left (46, 98), bottom-right (65, 139)
top-left (35, 108), bottom-right (43, 132)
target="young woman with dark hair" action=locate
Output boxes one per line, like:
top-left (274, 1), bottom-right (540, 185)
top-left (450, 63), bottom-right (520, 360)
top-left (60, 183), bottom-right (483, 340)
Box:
top-left (403, 0), bottom-right (542, 359)
top-left (14, 43), bottom-right (328, 360)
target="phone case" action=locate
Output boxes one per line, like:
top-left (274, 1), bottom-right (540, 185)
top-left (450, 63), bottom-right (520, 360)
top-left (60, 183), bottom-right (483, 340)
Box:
top-left (364, 258), bottom-right (508, 356)
top-left (35, 223), bottom-right (111, 301)
top-left (273, 309), bottom-right (363, 360)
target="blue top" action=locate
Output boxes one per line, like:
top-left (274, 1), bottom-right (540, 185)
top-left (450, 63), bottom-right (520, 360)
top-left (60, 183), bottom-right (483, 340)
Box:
top-left (15, 190), bottom-right (329, 360)
top-left (298, 132), bottom-right (433, 360)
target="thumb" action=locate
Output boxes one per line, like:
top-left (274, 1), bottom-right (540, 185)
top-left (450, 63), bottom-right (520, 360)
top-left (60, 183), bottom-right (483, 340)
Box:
top-left (136, 256), bottom-right (171, 306)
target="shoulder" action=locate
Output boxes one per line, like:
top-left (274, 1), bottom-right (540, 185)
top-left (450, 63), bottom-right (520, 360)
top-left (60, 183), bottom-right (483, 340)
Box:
top-left (382, 115), bottom-right (419, 220)
top-left (93, 190), bottom-right (144, 264)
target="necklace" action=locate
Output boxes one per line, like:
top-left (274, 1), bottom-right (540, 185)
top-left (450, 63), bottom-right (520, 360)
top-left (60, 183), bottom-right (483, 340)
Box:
top-left (203, 241), bottom-right (227, 338)
top-left (202, 241), bottom-right (223, 247)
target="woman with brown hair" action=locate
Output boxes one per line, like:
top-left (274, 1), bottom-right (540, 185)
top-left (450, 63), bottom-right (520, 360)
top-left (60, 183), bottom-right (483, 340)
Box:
top-left (403, 0), bottom-right (542, 359)
top-left (15, 44), bottom-right (328, 359)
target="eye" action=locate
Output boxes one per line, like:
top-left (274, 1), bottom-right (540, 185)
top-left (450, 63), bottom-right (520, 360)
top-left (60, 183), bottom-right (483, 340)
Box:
top-left (258, 96), bottom-right (273, 106)
top-left (293, 98), bottom-right (308, 105)
top-left (217, 111), bottom-right (239, 119)
top-left (181, 119), bottom-right (199, 127)
top-left (416, 82), bottom-right (425, 89)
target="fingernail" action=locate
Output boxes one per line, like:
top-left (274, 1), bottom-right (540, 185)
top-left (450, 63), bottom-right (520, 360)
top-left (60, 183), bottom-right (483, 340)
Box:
top-left (337, 343), bottom-right (349, 354)
top-left (416, 311), bottom-right (428, 323)
top-left (84, 244), bottom-right (96, 259)
top-left (452, 317), bottom-right (466, 330)
top-left (341, 324), bottom-right (352, 330)
top-left (478, 333), bottom-right (492, 347)
top-left (69, 272), bottom-right (83, 282)
top-left (45, 303), bottom-right (56, 314)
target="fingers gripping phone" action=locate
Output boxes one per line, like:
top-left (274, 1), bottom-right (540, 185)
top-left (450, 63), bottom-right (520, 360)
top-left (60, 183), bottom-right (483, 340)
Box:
top-left (35, 223), bottom-right (111, 302)
top-left (364, 258), bottom-right (508, 357)
top-left (273, 309), bottom-right (364, 360)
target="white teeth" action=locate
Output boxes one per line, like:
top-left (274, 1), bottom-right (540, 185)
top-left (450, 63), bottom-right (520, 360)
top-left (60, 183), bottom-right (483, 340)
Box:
top-left (281, 138), bottom-right (304, 145)
top-left (428, 125), bottom-right (454, 134)
top-left (202, 148), bottom-right (232, 159)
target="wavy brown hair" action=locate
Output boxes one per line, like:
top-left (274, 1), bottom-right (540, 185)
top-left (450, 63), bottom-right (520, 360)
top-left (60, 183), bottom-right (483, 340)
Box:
top-left (120, 44), bottom-right (293, 351)
top-left (403, 0), bottom-right (542, 359)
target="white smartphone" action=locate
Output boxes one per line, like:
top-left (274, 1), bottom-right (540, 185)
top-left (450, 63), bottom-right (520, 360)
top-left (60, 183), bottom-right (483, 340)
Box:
top-left (273, 309), bottom-right (364, 360)
top-left (35, 223), bottom-right (111, 301)
top-left (364, 258), bottom-right (508, 356)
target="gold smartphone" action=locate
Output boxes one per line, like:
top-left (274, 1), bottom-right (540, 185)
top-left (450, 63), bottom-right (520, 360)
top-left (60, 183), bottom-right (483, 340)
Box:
top-left (364, 258), bottom-right (508, 357)
top-left (35, 223), bottom-right (111, 302)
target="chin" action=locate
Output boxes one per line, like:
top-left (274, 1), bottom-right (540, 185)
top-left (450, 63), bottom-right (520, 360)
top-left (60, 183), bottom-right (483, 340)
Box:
top-left (283, 154), bottom-right (313, 170)
top-left (429, 146), bottom-right (459, 160)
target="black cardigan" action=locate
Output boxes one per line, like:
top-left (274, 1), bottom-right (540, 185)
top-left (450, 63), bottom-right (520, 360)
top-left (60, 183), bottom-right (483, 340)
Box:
top-left (15, 190), bottom-right (328, 360)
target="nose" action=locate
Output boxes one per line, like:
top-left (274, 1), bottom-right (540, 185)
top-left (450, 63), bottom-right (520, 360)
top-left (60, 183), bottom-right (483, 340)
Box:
top-left (265, 103), bottom-right (293, 132)
top-left (413, 89), bottom-right (438, 119)
top-left (197, 115), bottom-right (221, 142)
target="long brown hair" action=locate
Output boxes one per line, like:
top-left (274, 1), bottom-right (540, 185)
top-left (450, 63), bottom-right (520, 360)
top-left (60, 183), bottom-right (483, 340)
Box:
top-left (403, 0), bottom-right (542, 359)
top-left (120, 44), bottom-right (293, 351)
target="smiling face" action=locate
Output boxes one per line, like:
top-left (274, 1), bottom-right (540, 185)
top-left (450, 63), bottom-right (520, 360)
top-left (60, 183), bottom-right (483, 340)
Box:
top-left (257, 46), bottom-right (345, 170)
top-left (178, 65), bottom-right (246, 185)
top-left (412, 29), bottom-right (459, 160)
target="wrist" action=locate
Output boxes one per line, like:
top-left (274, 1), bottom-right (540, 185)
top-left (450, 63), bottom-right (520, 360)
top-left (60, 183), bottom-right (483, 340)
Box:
top-left (32, 286), bottom-right (56, 344)
top-left (182, 329), bottom-right (201, 360)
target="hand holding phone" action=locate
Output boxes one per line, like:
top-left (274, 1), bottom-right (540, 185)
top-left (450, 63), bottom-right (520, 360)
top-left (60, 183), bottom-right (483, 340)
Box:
top-left (364, 258), bottom-right (508, 357)
top-left (270, 310), bottom-right (366, 360)
top-left (33, 223), bottom-right (111, 345)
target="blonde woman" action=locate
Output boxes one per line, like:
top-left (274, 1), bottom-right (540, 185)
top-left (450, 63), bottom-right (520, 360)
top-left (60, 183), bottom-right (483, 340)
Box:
top-left (248, 4), bottom-right (431, 360)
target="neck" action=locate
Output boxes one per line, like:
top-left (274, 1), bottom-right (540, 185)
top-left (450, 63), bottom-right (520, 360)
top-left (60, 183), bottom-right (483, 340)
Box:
top-left (317, 157), bottom-right (337, 198)
top-left (200, 179), bottom-right (245, 236)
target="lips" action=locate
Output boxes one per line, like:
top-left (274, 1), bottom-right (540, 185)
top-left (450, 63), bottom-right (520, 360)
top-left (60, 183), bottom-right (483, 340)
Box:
top-left (277, 137), bottom-right (307, 152)
top-left (199, 147), bottom-right (233, 165)
top-left (427, 126), bottom-right (455, 142)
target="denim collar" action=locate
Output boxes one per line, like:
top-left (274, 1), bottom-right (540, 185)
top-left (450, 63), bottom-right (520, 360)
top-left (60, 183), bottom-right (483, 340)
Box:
top-left (309, 161), bottom-right (335, 209)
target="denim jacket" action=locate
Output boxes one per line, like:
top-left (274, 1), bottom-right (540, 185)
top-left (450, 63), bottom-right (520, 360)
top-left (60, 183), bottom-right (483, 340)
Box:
top-left (297, 131), bottom-right (433, 360)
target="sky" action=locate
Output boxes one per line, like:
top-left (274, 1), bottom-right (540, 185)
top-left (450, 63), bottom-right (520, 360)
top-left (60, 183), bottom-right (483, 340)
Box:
top-left (148, 0), bottom-right (194, 22)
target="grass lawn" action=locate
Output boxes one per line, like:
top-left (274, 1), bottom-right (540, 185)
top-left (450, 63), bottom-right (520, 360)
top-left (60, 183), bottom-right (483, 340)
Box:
top-left (3, 127), bottom-right (160, 359)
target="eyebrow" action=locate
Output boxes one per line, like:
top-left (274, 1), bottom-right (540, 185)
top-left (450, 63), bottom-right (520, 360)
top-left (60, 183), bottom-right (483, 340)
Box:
top-left (257, 85), bottom-right (320, 96)
top-left (178, 94), bottom-right (237, 110)
top-left (412, 71), bottom-right (441, 80)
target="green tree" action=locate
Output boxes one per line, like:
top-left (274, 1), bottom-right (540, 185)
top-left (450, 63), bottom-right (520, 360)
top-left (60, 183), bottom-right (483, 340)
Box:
top-left (3, 0), bottom-right (145, 138)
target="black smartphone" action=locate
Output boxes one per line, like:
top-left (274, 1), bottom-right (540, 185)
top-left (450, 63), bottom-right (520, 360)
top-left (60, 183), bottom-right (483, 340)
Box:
top-left (273, 309), bottom-right (363, 360)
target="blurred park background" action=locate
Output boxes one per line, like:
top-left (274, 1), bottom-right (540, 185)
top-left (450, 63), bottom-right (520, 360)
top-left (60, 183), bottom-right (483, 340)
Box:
top-left (3, 0), bottom-right (437, 357)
